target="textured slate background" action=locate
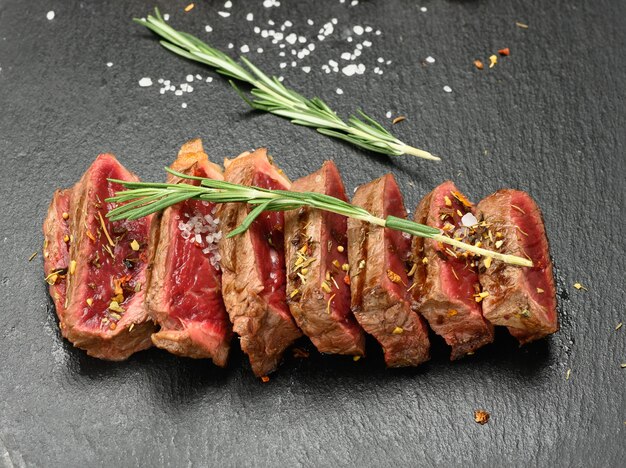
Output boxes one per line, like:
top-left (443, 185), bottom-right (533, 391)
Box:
top-left (0, 0), bottom-right (624, 466)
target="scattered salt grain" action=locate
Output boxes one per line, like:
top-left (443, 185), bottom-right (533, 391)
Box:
top-left (443, 85), bottom-right (452, 93)
top-left (285, 33), bottom-right (297, 45)
top-left (182, 103), bottom-right (188, 109)
top-left (241, 44), bottom-right (250, 53)
top-left (227, 43), bottom-right (234, 49)
top-left (377, 57), bottom-right (384, 63)
top-left (386, 111), bottom-right (392, 118)
top-left (307, 19), bottom-right (314, 26)
top-left (46, 11), bottom-right (55, 21)
top-left (218, 11), bottom-right (230, 18)
top-left (257, 47), bottom-right (264, 53)
top-left (461, 212), bottom-right (478, 227)
top-left (365, 26), bottom-right (373, 33)
top-left (362, 40), bottom-right (372, 47)
top-left (196, 74), bottom-right (202, 80)
top-left (205, 25), bottom-right (213, 32)
top-left (375, 30), bottom-right (381, 36)
top-left (163, 14), bottom-right (170, 21)
top-left (336, 88), bottom-right (343, 95)
top-left (302, 66), bottom-right (311, 73)
top-left (263, 0), bottom-right (281, 7)
top-left (206, 77), bottom-right (213, 82)
top-left (425, 56), bottom-right (435, 64)
top-left (280, 62), bottom-right (287, 69)
top-left (246, 13), bottom-right (254, 21)
top-left (353, 25), bottom-right (364, 35)
top-left (175, 89), bottom-right (183, 96)
top-left (106, 62), bottom-right (113, 67)
top-left (186, 74), bottom-right (194, 82)
top-left (420, 6), bottom-right (428, 12)
top-left (138, 77), bottom-right (153, 87)
top-left (224, 1), bottom-right (232, 8)
top-left (341, 52), bottom-right (351, 60)
top-left (351, 0), bottom-right (359, 6)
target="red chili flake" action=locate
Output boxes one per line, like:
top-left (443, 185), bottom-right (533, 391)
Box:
top-left (260, 376), bottom-right (270, 383)
top-left (473, 60), bottom-right (484, 70)
top-left (343, 274), bottom-right (351, 285)
top-left (498, 48), bottom-right (510, 56)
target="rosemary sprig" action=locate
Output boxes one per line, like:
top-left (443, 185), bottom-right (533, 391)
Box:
top-left (106, 169), bottom-right (532, 267)
top-left (133, 8), bottom-right (439, 161)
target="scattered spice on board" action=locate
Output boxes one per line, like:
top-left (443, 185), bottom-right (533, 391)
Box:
top-left (566, 368), bottom-right (571, 380)
top-left (184, 3), bottom-right (195, 12)
top-left (498, 48), bottom-right (510, 56)
top-left (515, 22), bottom-right (529, 29)
top-left (474, 59), bottom-right (484, 70)
top-left (353, 355), bottom-right (361, 362)
top-left (474, 410), bottom-right (490, 425)
top-left (621, 364), bottom-right (626, 369)
top-left (573, 282), bottom-right (587, 291)
top-left (616, 322), bottom-right (623, 331)
top-left (392, 116), bottom-right (406, 125)
top-left (489, 55), bottom-right (498, 68)
top-left (292, 348), bottom-right (310, 359)
top-left (260, 376), bottom-right (270, 383)
top-left (29, 252), bottom-right (38, 262)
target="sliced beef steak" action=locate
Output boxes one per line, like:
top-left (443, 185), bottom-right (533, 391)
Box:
top-left (219, 149), bottom-right (301, 376)
top-left (476, 190), bottom-right (558, 344)
top-left (347, 174), bottom-right (430, 367)
top-left (284, 161), bottom-right (365, 356)
top-left (43, 188), bottom-right (73, 316)
top-left (48, 154), bottom-right (155, 360)
top-left (146, 140), bottom-right (232, 366)
top-left (412, 181), bottom-right (494, 359)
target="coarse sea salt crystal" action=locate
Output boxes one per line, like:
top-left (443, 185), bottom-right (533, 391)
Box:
top-left (138, 77), bottom-right (153, 87)
top-left (241, 45), bottom-right (250, 53)
top-left (386, 111), bottom-right (392, 118)
top-left (302, 66), bottom-right (311, 73)
top-left (106, 62), bottom-right (113, 67)
top-left (186, 74), bottom-right (194, 82)
top-left (353, 25), bottom-right (364, 35)
top-left (285, 33), bottom-right (297, 45)
top-left (425, 56), bottom-right (435, 64)
top-left (246, 13), bottom-right (254, 21)
top-left (461, 212), bottom-right (478, 227)
top-left (175, 90), bottom-right (183, 96)
top-left (164, 14), bottom-right (170, 21)
top-left (196, 74), bottom-right (202, 80)
top-left (206, 77), bottom-right (213, 82)
top-left (336, 88), bottom-right (343, 95)
top-left (227, 43), bottom-right (234, 49)
top-left (218, 11), bottom-right (230, 18)
top-left (421, 6), bottom-right (428, 12)
top-left (224, 1), bottom-right (232, 8)
top-left (341, 52), bottom-right (351, 60)
top-left (257, 47), bottom-right (264, 53)
top-left (307, 19), bottom-right (314, 26)
top-left (46, 11), bottom-right (55, 20)
top-left (182, 103), bottom-right (188, 109)
top-left (443, 85), bottom-right (452, 93)
top-left (205, 25), bottom-right (213, 32)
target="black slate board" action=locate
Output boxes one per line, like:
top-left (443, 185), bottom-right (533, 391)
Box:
top-left (1, 0), bottom-right (625, 466)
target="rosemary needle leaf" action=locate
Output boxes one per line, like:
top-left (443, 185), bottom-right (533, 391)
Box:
top-left (134, 8), bottom-right (439, 161)
top-left (105, 174), bottom-right (532, 268)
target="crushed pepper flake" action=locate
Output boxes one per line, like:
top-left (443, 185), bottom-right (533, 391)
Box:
top-left (616, 322), bottom-right (623, 331)
top-left (515, 22), bottom-right (529, 29)
top-left (498, 48), bottom-right (510, 56)
top-left (473, 59), bottom-right (484, 70)
top-left (489, 55), bottom-right (498, 68)
top-left (392, 116), bottom-right (406, 125)
top-left (573, 282), bottom-right (587, 291)
top-left (474, 410), bottom-right (490, 425)
top-left (392, 326), bottom-right (404, 335)
top-left (184, 3), bottom-right (195, 12)
top-left (130, 239), bottom-right (140, 251)
top-left (353, 355), bottom-right (361, 362)
top-left (29, 252), bottom-right (38, 262)
top-left (260, 375), bottom-right (270, 383)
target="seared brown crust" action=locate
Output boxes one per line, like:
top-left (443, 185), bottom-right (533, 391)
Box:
top-left (348, 174), bottom-right (430, 367)
top-left (284, 161), bottom-right (365, 356)
top-left (56, 154), bottom-right (155, 360)
top-left (219, 149), bottom-right (301, 376)
top-left (476, 190), bottom-right (558, 344)
top-left (43, 188), bottom-right (73, 318)
top-left (412, 181), bottom-right (494, 359)
top-left (145, 139), bottom-right (232, 366)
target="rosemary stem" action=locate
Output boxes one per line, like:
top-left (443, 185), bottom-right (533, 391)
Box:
top-left (432, 234), bottom-right (533, 267)
top-left (395, 144), bottom-right (441, 161)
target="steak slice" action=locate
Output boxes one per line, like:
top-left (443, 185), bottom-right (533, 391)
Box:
top-left (476, 190), bottom-right (558, 344)
top-left (347, 174), bottom-right (430, 367)
top-left (219, 148), bottom-right (302, 376)
top-left (284, 161), bottom-right (365, 356)
top-left (146, 140), bottom-right (232, 366)
top-left (43, 188), bottom-right (73, 317)
top-left (54, 154), bottom-right (155, 360)
top-left (412, 181), bottom-right (494, 359)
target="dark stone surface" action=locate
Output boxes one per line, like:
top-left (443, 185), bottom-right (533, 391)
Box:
top-left (0, 0), bottom-right (624, 466)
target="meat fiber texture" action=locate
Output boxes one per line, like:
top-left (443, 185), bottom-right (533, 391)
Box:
top-left (284, 161), bottom-right (365, 356)
top-left (43, 154), bottom-right (155, 360)
top-left (145, 140), bottom-right (233, 366)
top-left (412, 181), bottom-right (494, 359)
top-left (347, 174), bottom-right (430, 367)
top-left (476, 190), bottom-right (558, 344)
top-left (218, 149), bottom-right (302, 376)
